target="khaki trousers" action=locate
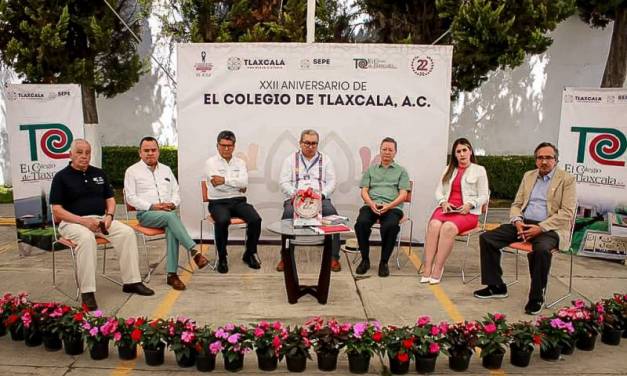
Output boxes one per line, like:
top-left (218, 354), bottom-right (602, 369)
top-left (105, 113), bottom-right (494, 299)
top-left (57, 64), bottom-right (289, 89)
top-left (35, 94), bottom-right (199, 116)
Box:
top-left (59, 217), bottom-right (142, 293)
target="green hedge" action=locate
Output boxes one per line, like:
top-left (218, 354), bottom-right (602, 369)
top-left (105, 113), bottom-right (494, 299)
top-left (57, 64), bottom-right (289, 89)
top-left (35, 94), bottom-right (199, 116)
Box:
top-left (102, 146), bottom-right (535, 200)
top-left (476, 155), bottom-right (535, 200)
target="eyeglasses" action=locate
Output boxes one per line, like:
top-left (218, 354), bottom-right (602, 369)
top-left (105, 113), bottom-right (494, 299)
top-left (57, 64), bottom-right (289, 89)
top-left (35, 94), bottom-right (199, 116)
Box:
top-left (218, 143), bottom-right (234, 149)
top-left (535, 156), bottom-right (555, 161)
top-left (301, 141), bottom-right (318, 147)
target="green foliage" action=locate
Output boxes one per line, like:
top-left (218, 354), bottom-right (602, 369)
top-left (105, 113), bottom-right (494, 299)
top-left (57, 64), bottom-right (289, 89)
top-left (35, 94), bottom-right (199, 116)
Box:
top-left (476, 155), bottom-right (535, 200)
top-left (0, 0), bottom-right (151, 98)
top-left (576, 0), bottom-right (625, 28)
top-left (102, 146), bottom-right (177, 186)
top-left (0, 186), bottom-right (13, 204)
top-left (159, 0), bottom-right (353, 42)
top-left (358, 0), bottom-right (575, 96)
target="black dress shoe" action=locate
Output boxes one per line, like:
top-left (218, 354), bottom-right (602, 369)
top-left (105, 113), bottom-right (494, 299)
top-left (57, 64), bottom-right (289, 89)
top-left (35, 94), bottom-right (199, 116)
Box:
top-left (122, 282), bottom-right (155, 296)
top-left (242, 253), bottom-right (261, 269)
top-left (378, 263), bottom-right (390, 277)
top-left (525, 299), bottom-right (544, 315)
top-left (355, 259), bottom-right (370, 275)
top-left (81, 293), bottom-right (98, 311)
top-left (217, 259), bottom-right (229, 274)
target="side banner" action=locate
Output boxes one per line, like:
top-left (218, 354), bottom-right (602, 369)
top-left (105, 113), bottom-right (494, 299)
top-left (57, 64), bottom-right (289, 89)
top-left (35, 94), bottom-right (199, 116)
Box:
top-left (558, 87), bottom-right (627, 259)
top-left (177, 43), bottom-right (453, 241)
top-left (5, 84), bottom-right (84, 251)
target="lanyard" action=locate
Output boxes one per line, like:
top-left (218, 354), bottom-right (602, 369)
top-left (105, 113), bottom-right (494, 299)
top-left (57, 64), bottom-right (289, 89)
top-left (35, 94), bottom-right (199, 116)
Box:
top-left (294, 152), bottom-right (323, 191)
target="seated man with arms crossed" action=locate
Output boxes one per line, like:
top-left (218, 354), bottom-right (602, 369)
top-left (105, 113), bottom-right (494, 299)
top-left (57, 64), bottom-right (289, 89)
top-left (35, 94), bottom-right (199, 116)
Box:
top-left (50, 139), bottom-right (154, 311)
top-left (124, 136), bottom-right (210, 290)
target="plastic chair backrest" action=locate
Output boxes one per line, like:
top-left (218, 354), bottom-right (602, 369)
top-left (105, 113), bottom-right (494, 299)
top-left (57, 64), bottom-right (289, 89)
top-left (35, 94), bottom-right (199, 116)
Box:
top-left (201, 181), bottom-right (209, 203)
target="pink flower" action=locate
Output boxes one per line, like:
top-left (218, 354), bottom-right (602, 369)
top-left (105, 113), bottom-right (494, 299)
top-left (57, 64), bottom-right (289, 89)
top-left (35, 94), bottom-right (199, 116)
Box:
top-left (494, 313), bottom-right (505, 321)
top-left (254, 327), bottom-right (265, 338)
top-left (215, 328), bottom-right (228, 339)
top-left (430, 326), bottom-right (440, 336)
top-left (429, 343), bottom-right (440, 354)
top-left (227, 333), bottom-right (240, 344)
top-left (182, 331), bottom-right (194, 343)
top-left (438, 322), bottom-right (449, 334)
top-left (417, 316), bottom-right (431, 326)
top-left (225, 323), bottom-right (235, 331)
top-left (92, 310), bottom-right (103, 318)
top-left (126, 318), bottom-right (135, 326)
top-left (21, 312), bottom-right (32, 328)
top-left (352, 322), bottom-right (366, 338)
top-left (113, 332), bottom-right (122, 342)
top-left (272, 321), bottom-right (282, 330)
top-left (259, 320), bottom-right (269, 329)
top-left (574, 300), bottom-right (585, 308)
top-left (89, 327), bottom-right (99, 336)
top-left (209, 340), bottom-right (223, 354)
top-left (272, 335), bottom-right (282, 349)
top-left (484, 323), bottom-right (497, 334)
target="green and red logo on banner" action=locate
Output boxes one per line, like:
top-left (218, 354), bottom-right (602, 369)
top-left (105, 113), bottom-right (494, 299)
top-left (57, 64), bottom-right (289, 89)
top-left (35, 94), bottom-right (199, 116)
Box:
top-left (571, 127), bottom-right (626, 167)
top-left (19, 123), bottom-right (73, 161)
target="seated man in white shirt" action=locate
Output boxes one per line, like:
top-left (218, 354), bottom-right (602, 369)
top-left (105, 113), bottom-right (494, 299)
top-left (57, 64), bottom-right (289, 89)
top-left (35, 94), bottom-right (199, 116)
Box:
top-left (205, 130), bottom-right (262, 274)
top-left (124, 137), bottom-right (209, 290)
top-left (277, 129), bottom-right (341, 272)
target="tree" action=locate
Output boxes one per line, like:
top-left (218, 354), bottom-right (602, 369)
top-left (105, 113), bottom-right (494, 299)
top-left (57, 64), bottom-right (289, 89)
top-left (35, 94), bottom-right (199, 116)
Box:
top-left (159, 0), bottom-right (354, 43)
top-left (576, 0), bottom-right (626, 87)
top-left (358, 0), bottom-right (576, 96)
top-left (0, 0), bottom-right (152, 124)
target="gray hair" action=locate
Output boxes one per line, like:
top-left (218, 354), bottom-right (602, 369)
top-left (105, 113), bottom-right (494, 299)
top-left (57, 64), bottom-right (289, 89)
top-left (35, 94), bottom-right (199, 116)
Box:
top-left (70, 138), bottom-right (90, 152)
top-left (300, 129), bottom-right (319, 142)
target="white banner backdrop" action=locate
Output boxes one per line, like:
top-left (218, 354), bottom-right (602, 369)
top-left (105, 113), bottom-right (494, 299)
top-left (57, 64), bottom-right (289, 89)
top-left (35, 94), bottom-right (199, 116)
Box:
top-left (177, 43), bottom-right (453, 241)
top-left (558, 87), bottom-right (626, 215)
top-left (5, 84), bottom-right (84, 228)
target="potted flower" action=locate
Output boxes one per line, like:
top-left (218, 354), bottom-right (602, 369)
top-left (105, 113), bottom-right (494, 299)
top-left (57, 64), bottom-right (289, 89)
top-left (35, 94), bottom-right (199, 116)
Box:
top-left (1, 292), bottom-right (30, 341)
top-left (442, 321), bottom-right (478, 372)
top-left (195, 325), bottom-right (220, 372)
top-left (58, 305), bottom-right (86, 355)
top-left (166, 316), bottom-right (198, 367)
top-left (601, 294), bottom-right (624, 345)
top-left (558, 299), bottom-right (603, 351)
top-left (508, 321), bottom-right (541, 367)
top-left (476, 313), bottom-right (509, 369)
top-left (36, 302), bottom-right (70, 351)
top-left (382, 325), bottom-right (414, 375)
top-left (114, 316), bottom-right (145, 359)
top-left (82, 310), bottom-right (119, 360)
top-left (344, 321), bottom-right (384, 374)
top-left (535, 316), bottom-right (574, 361)
top-left (215, 323), bottom-right (253, 372)
top-left (21, 303), bottom-right (43, 347)
top-left (305, 317), bottom-right (350, 372)
top-left (251, 320), bottom-right (287, 371)
top-left (140, 318), bottom-right (169, 366)
top-left (411, 316), bottom-right (444, 374)
top-left (279, 326), bottom-right (312, 372)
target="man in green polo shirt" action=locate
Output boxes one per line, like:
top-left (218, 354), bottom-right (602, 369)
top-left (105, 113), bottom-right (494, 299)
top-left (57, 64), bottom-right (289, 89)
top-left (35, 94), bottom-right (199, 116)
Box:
top-left (355, 137), bottom-right (410, 277)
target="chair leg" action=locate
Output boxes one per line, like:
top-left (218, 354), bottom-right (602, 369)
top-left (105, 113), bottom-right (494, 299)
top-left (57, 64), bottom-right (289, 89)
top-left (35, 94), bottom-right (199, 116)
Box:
top-left (461, 235), bottom-right (480, 284)
top-left (52, 246), bottom-right (80, 301)
top-left (141, 235), bottom-right (154, 283)
top-left (506, 249), bottom-right (520, 287)
top-left (100, 244), bottom-right (123, 287)
top-left (546, 251), bottom-right (574, 308)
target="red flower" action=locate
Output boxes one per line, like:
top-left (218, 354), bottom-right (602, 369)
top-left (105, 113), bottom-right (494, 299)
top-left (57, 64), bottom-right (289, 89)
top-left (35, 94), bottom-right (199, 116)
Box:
top-left (73, 312), bottom-right (83, 322)
top-left (5, 314), bottom-right (18, 327)
top-left (372, 331), bottom-right (383, 342)
top-left (195, 343), bottom-right (202, 353)
top-left (131, 328), bottom-right (142, 342)
top-left (402, 338), bottom-right (413, 349)
top-left (81, 303), bottom-right (89, 312)
top-left (134, 318), bottom-right (145, 327)
top-left (397, 352), bottom-right (409, 362)
top-left (532, 334), bottom-right (543, 345)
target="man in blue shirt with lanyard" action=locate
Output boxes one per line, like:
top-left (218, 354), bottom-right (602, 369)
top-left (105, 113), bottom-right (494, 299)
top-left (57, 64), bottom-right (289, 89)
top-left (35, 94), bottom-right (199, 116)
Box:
top-left (278, 129), bottom-right (341, 272)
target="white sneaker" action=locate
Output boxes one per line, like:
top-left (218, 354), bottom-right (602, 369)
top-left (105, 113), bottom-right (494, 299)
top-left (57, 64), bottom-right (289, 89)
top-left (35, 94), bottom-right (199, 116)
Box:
top-left (420, 276), bottom-right (431, 284)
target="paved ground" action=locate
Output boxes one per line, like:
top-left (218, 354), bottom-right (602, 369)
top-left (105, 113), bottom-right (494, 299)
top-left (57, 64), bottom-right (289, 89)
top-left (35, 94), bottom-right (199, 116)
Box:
top-left (0, 204), bottom-right (625, 375)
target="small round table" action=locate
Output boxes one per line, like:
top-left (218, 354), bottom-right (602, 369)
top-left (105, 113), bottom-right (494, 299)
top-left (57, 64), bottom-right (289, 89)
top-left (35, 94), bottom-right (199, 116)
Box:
top-left (267, 219), bottom-right (341, 304)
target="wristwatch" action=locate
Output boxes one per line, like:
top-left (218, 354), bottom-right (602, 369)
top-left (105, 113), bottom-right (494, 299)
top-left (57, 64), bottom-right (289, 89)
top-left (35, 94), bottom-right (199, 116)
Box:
top-left (105, 213), bottom-right (114, 219)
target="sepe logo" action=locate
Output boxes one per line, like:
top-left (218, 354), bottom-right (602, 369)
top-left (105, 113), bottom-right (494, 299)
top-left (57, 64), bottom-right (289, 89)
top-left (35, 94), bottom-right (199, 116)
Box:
top-left (300, 58), bottom-right (331, 70)
top-left (19, 123), bottom-right (73, 161)
top-left (571, 127), bottom-right (626, 167)
top-left (300, 59), bottom-right (311, 69)
top-left (410, 56), bottom-right (434, 76)
top-left (194, 51), bottom-right (213, 77)
top-left (353, 58), bottom-right (397, 70)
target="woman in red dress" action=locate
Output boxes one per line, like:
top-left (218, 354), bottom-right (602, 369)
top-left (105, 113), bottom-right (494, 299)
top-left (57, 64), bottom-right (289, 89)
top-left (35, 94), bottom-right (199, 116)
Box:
top-left (421, 138), bottom-right (489, 284)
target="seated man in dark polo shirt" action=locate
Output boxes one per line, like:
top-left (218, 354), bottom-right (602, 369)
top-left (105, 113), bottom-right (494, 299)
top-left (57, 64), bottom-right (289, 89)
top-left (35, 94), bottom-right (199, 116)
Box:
top-left (354, 137), bottom-right (410, 277)
top-left (50, 139), bottom-right (154, 310)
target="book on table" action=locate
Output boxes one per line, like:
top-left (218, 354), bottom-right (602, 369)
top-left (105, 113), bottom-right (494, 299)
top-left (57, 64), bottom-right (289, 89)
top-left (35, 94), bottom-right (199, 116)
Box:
top-left (310, 224), bottom-right (352, 234)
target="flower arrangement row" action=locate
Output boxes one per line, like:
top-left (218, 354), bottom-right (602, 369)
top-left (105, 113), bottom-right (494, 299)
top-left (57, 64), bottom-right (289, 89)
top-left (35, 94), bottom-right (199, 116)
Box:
top-left (1, 292), bottom-right (625, 374)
